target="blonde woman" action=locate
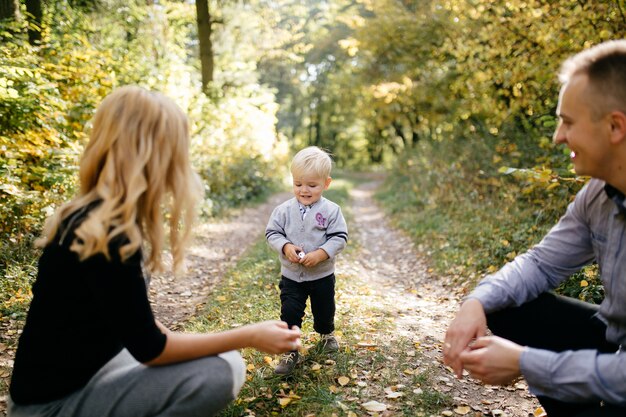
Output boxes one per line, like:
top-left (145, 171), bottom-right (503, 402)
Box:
top-left (8, 86), bottom-right (301, 417)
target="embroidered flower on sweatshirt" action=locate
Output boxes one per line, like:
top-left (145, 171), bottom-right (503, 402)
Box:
top-left (315, 212), bottom-right (327, 228)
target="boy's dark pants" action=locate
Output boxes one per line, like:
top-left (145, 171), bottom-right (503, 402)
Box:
top-left (280, 274), bottom-right (335, 335)
top-left (487, 292), bottom-right (625, 417)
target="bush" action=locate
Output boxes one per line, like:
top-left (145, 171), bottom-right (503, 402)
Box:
top-left (377, 135), bottom-right (600, 303)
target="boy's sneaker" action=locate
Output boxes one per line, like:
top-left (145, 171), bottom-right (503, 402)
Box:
top-left (319, 334), bottom-right (339, 352)
top-left (275, 351), bottom-right (299, 375)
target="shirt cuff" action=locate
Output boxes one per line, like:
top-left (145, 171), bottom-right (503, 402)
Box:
top-left (520, 347), bottom-right (558, 397)
top-left (464, 287), bottom-right (499, 314)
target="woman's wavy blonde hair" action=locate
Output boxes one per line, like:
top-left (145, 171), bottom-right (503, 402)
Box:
top-left (38, 86), bottom-right (202, 274)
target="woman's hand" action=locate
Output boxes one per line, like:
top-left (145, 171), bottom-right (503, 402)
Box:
top-left (247, 321), bottom-right (302, 354)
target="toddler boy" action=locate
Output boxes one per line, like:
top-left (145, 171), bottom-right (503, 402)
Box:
top-left (265, 146), bottom-right (348, 375)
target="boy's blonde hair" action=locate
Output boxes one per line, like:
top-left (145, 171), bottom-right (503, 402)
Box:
top-left (38, 86), bottom-right (202, 274)
top-left (290, 146), bottom-right (332, 179)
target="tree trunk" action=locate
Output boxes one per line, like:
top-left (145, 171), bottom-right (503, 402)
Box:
top-left (0, 0), bottom-right (19, 42)
top-left (195, 0), bottom-right (214, 93)
top-left (0, 0), bottom-right (18, 22)
top-left (25, 0), bottom-right (42, 45)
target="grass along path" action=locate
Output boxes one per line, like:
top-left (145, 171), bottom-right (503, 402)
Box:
top-left (187, 177), bottom-right (540, 417)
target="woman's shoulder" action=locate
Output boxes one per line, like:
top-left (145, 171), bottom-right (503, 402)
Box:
top-left (54, 200), bottom-right (103, 247)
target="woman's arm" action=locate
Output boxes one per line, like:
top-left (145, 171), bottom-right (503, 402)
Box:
top-left (145, 320), bottom-right (301, 366)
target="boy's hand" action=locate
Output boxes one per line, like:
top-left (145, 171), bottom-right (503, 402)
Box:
top-left (283, 243), bottom-right (304, 263)
top-left (301, 249), bottom-right (329, 267)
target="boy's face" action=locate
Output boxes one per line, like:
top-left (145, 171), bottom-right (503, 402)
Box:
top-left (292, 173), bottom-right (331, 206)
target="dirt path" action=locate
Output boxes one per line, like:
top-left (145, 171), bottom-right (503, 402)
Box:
top-left (0, 180), bottom-right (540, 416)
top-left (149, 191), bottom-right (292, 329)
top-left (338, 179), bottom-right (540, 417)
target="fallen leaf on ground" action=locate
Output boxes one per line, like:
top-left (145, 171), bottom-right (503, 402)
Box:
top-left (454, 406), bottom-right (471, 415)
top-left (361, 400), bottom-right (387, 412)
top-left (279, 398), bottom-right (292, 407)
top-left (337, 376), bottom-right (350, 386)
top-left (384, 386), bottom-right (403, 399)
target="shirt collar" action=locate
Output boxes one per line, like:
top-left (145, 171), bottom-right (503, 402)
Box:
top-left (604, 183), bottom-right (626, 216)
top-left (297, 200), bottom-right (318, 210)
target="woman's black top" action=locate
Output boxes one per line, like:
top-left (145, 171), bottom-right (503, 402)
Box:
top-left (10, 205), bottom-right (167, 404)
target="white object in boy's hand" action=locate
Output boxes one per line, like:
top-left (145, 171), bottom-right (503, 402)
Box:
top-left (297, 251), bottom-right (305, 259)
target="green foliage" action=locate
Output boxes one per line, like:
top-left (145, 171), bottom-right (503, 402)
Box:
top-left (0, 237), bottom-right (39, 318)
top-left (376, 138), bottom-right (601, 302)
top-left (0, 0), bottom-right (290, 322)
top-left (557, 264), bottom-right (605, 305)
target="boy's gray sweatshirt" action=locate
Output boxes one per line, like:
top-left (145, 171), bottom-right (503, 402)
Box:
top-left (265, 197), bottom-right (348, 282)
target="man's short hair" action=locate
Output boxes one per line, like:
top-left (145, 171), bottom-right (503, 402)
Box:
top-left (559, 39), bottom-right (626, 119)
top-left (291, 146), bottom-right (333, 179)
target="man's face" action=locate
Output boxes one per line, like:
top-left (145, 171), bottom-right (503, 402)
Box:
top-left (292, 174), bottom-right (331, 206)
top-left (553, 74), bottom-right (612, 179)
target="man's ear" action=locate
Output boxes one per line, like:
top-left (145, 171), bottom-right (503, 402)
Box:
top-left (609, 111), bottom-right (626, 145)
top-left (324, 177), bottom-right (332, 189)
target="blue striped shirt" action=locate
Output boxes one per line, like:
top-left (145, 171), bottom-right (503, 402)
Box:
top-left (470, 179), bottom-right (626, 405)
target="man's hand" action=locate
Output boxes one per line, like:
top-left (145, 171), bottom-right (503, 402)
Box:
top-left (300, 248), bottom-right (329, 267)
top-left (459, 336), bottom-right (524, 385)
top-left (443, 298), bottom-right (487, 378)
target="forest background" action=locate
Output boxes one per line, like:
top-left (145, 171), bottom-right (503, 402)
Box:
top-left (0, 0), bottom-right (623, 384)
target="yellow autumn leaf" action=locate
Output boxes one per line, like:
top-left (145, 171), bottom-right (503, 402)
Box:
top-left (329, 385), bottom-right (338, 393)
top-left (580, 280), bottom-right (589, 287)
top-left (311, 363), bottom-right (322, 371)
top-left (337, 376), bottom-right (350, 386)
top-left (246, 363), bottom-right (255, 371)
top-left (279, 397), bottom-right (292, 407)
top-left (454, 405), bottom-right (471, 415)
top-left (263, 356), bottom-right (273, 365)
top-left (216, 295), bottom-right (227, 301)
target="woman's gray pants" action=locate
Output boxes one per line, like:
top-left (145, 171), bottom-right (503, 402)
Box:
top-left (8, 349), bottom-right (246, 417)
